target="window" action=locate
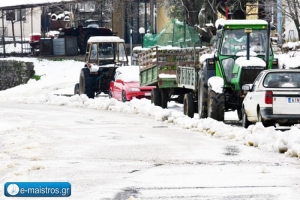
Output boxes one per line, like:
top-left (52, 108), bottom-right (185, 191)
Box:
top-left (118, 43), bottom-right (127, 62)
top-left (6, 10), bottom-right (15, 21)
top-left (221, 29), bottom-right (270, 56)
top-left (252, 73), bottom-right (263, 91)
top-left (6, 9), bottom-right (26, 22)
top-left (263, 72), bottom-right (300, 88)
top-left (16, 9), bottom-right (27, 22)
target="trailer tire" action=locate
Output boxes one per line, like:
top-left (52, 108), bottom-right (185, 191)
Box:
top-left (207, 88), bottom-right (224, 121)
top-left (79, 68), bottom-right (95, 98)
top-left (151, 88), bottom-right (161, 107)
top-left (74, 83), bottom-right (80, 95)
top-left (184, 93), bottom-right (194, 118)
top-left (198, 72), bottom-right (208, 119)
top-left (161, 89), bottom-right (168, 109)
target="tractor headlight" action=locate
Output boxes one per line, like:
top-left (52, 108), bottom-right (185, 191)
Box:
top-left (129, 88), bottom-right (140, 92)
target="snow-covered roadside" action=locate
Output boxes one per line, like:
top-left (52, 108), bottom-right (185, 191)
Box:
top-left (0, 57), bottom-right (300, 158)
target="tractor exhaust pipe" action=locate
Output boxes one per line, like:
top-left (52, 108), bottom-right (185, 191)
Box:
top-left (265, 20), bottom-right (271, 69)
top-left (244, 28), bottom-right (252, 60)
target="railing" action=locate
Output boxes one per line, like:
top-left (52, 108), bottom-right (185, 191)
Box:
top-left (138, 46), bottom-right (211, 72)
top-left (0, 36), bottom-right (31, 56)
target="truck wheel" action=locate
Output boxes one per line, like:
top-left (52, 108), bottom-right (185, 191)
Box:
top-left (74, 83), bottom-right (79, 95)
top-left (79, 68), bottom-right (95, 98)
top-left (184, 93), bottom-right (194, 118)
top-left (161, 89), bottom-right (168, 109)
top-left (207, 88), bottom-right (224, 121)
top-left (151, 88), bottom-right (161, 107)
top-left (198, 72), bottom-right (208, 119)
top-left (242, 108), bottom-right (251, 128)
top-left (122, 91), bottom-right (127, 102)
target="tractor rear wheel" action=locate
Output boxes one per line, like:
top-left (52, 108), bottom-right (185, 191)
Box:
top-left (207, 89), bottom-right (224, 121)
top-left (184, 93), bottom-right (194, 118)
top-left (78, 30), bottom-right (95, 54)
top-left (79, 68), bottom-right (95, 98)
top-left (198, 71), bottom-right (208, 119)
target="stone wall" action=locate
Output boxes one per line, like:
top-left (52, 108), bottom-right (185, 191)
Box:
top-left (0, 60), bottom-right (34, 91)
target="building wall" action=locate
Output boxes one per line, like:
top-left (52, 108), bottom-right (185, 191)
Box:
top-left (157, 5), bottom-right (169, 33)
top-left (5, 7), bottom-right (41, 39)
top-left (246, 2), bottom-right (258, 20)
top-left (112, 2), bottom-right (124, 39)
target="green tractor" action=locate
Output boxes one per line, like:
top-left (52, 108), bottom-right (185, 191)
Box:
top-left (197, 19), bottom-right (278, 121)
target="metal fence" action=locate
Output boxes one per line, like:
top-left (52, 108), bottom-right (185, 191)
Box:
top-left (0, 36), bottom-right (31, 57)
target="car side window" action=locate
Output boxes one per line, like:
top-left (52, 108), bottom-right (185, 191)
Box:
top-left (252, 73), bottom-right (263, 91)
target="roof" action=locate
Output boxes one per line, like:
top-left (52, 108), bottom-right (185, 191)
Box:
top-left (0, 0), bottom-right (74, 10)
top-left (223, 20), bottom-right (268, 26)
top-left (88, 36), bottom-right (125, 44)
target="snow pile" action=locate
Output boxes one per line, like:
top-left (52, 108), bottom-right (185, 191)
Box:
top-left (0, 57), bottom-right (300, 158)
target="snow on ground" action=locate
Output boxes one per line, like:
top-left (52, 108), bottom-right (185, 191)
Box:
top-left (0, 56), bottom-right (300, 159)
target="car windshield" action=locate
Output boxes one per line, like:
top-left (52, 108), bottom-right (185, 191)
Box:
top-left (263, 72), bottom-right (300, 88)
top-left (221, 29), bottom-right (270, 56)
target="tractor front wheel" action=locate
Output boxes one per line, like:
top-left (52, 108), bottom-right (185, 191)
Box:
top-left (207, 89), bottom-right (224, 121)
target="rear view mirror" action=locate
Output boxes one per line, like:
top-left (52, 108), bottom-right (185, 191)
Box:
top-left (242, 84), bottom-right (251, 91)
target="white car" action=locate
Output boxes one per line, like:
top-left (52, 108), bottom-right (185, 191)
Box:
top-left (242, 69), bottom-right (300, 128)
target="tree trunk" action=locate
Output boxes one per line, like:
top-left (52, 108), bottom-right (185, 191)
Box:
top-left (11, 21), bottom-right (16, 47)
top-left (181, 0), bottom-right (201, 26)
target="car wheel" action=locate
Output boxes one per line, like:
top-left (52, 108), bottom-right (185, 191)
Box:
top-left (242, 108), bottom-right (251, 128)
top-left (74, 83), bottom-right (80, 95)
top-left (258, 109), bottom-right (268, 127)
top-left (122, 91), bottom-right (127, 102)
top-left (108, 90), bottom-right (112, 99)
top-left (237, 108), bottom-right (242, 120)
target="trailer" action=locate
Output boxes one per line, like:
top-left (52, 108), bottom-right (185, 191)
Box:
top-left (138, 46), bottom-right (210, 109)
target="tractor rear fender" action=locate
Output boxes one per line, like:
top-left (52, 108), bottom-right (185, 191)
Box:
top-left (201, 58), bottom-right (216, 85)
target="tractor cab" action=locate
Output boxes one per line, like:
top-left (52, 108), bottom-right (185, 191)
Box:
top-left (75, 36), bottom-right (129, 98)
top-left (215, 20), bottom-right (276, 92)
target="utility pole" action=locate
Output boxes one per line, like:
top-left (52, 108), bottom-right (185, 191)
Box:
top-left (277, 0), bottom-right (283, 44)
